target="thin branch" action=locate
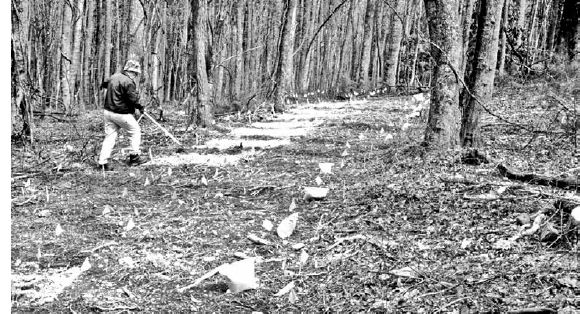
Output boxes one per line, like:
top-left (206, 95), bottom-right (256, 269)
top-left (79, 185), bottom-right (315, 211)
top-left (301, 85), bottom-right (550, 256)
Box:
top-left (300, 0), bottom-right (351, 59)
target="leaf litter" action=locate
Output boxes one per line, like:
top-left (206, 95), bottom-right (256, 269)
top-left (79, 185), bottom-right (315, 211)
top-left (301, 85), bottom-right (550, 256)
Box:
top-left (11, 85), bottom-right (580, 312)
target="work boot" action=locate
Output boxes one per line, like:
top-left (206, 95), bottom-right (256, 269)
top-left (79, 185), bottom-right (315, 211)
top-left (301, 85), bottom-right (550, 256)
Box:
top-left (128, 154), bottom-right (149, 166)
top-left (98, 163), bottom-right (114, 171)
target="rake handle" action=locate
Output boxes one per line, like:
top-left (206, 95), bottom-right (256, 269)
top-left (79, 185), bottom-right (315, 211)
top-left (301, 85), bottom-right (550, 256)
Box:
top-left (142, 112), bottom-right (182, 146)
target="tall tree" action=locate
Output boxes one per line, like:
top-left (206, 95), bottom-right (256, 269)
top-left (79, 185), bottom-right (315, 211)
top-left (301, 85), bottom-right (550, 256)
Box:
top-left (515, 0), bottom-right (528, 48)
top-left (423, 0), bottom-right (463, 148)
top-left (559, 0), bottom-right (580, 61)
top-left (70, 0), bottom-right (85, 111)
top-left (460, 0), bottom-right (505, 147)
top-left (274, 0), bottom-right (298, 112)
top-left (104, 0), bottom-right (113, 80)
top-left (497, 0), bottom-right (510, 76)
top-left (384, 0), bottom-right (405, 88)
top-left (358, 0), bottom-right (375, 89)
top-left (12, 0), bottom-right (33, 141)
top-left (60, 1), bottom-right (73, 113)
top-left (191, 0), bottom-right (213, 127)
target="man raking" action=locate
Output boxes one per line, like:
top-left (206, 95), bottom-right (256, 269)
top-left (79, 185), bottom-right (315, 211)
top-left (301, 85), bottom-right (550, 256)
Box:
top-left (97, 60), bottom-right (149, 171)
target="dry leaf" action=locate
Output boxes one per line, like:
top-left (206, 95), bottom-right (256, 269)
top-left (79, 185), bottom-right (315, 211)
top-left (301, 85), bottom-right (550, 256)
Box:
top-left (248, 233), bottom-right (272, 245)
top-left (277, 213), bottom-right (299, 239)
top-left (460, 239), bottom-right (472, 249)
top-left (55, 224), bottom-right (64, 236)
top-left (102, 205), bottom-right (112, 215)
top-left (274, 281), bottom-right (295, 296)
top-left (119, 256), bottom-right (135, 268)
top-left (288, 288), bottom-right (298, 303)
top-left (234, 252), bottom-right (250, 259)
top-left (219, 258), bottom-right (259, 293)
top-left (291, 243), bottom-right (305, 250)
top-left (318, 163), bottom-right (334, 174)
top-left (299, 250), bottom-right (309, 266)
top-left (303, 187), bottom-right (329, 201)
top-left (38, 210), bottom-right (51, 217)
top-left (389, 266), bottom-right (418, 278)
top-left (262, 220), bottom-right (274, 232)
top-left (80, 258), bottom-right (92, 272)
top-left (288, 198), bottom-right (297, 211)
top-left (315, 176), bottom-right (324, 186)
top-left (125, 218), bottom-right (136, 231)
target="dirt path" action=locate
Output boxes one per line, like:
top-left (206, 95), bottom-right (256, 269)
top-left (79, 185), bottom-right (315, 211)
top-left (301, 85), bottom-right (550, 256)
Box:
top-left (150, 97), bottom-right (427, 167)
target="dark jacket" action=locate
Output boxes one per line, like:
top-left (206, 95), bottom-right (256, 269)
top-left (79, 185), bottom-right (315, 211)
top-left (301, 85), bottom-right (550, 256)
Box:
top-left (103, 72), bottom-right (143, 114)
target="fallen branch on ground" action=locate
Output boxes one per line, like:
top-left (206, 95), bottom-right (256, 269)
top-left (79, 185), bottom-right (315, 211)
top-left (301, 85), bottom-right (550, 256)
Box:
top-left (497, 164), bottom-right (580, 190)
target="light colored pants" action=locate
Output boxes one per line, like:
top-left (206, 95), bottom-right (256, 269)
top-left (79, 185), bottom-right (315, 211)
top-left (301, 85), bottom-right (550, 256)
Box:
top-left (98, 110), bottom-right (141, 165)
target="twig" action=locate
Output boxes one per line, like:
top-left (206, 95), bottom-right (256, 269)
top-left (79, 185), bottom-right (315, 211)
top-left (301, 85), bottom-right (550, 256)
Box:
top-left (438, 296), bottom-right (470, 311)
top-left (326, 234), bottom-right (367, 251)
top-left (80, 241), bottom-right (118, 254)
top-left (92, 305), bottom-right (140, 312)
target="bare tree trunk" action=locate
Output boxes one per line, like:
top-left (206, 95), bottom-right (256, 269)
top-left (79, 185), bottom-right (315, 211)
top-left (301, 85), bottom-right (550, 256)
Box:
top-left (337, 0), bottom-right (355, 89)
top-left (423, 0), bottom-right (463, 148)
top-left (70, 0), bottom-right (85, 112)
top-left (274, 0), bottom-right (298, 112)
top-left (234, 0), bottom-right (244, 96)
top-left (192, 0), bottom-right (213, 127)
top-left (83, 0), bottom-right (96, 107)
top-left (384, 0), bottom-right (405, 88)
top-left (459, 0), bottom-right (475, 75)
top-left (359, 0), bottom-right (375, 89)
top-left (104, 0), bottom-right (112, 79)
top-left (516, 0), bottom-right (528, 48)
top-left (498, 0), bottom-right (510, 76)
top-left (12, 0), bottom-right (33, 141)
top-left (559, 0), bottom-right (579, 61)
top-left (60, 1), bottom-right (73, 113)
top-left (460, 0), bottom-right (504, 147)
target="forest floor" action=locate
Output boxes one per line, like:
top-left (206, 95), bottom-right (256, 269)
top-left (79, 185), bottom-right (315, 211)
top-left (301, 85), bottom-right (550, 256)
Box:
top-left (10, 78), bottom-right (580, 313)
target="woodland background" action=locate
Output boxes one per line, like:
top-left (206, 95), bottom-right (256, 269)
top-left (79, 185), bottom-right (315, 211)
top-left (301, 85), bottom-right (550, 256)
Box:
top-left (10, 0), bottom-right (580, 312)
top-left (11, 0), bottom-right (579, 142)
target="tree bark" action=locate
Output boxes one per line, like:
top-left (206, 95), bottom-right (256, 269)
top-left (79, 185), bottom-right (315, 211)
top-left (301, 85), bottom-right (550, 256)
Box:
top-left (460, 0), bottom-right (504, 147)
top-left (104, 0), bottom-right (113, 79)
top-left (12, 0), bottom-right (33, 141)
top-left (234, 0), bottom-right (245, 97)
top-left (83, 0), bottom-right (96, 107)
top-left (70, 0), bottom-right (85, 112)
top-left (192, 0), bottom-right (213, 127)
top-left (60, 1), bottom-right (73, 113)
top-left (423, 0), bottom-right (463, 149)
top-left (498, 0), bottom-right (510, 76)
top-left (459, 0), bottom-right (475, 76)
top-left (384, 0), bottom-right (405, 88)
top-left (358, 0), bottom-right (375, 89)
top-left (274, 0), bottom-right (298, 112)
top-left (516, 0), bottom-right (528, 48)
top-left (558, 0), bottom-right (580, 61)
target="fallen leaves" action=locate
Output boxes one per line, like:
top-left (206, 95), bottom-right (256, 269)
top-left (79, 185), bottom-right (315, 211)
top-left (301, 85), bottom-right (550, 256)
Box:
top-left (277, 213), bottom-right (299, 239)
